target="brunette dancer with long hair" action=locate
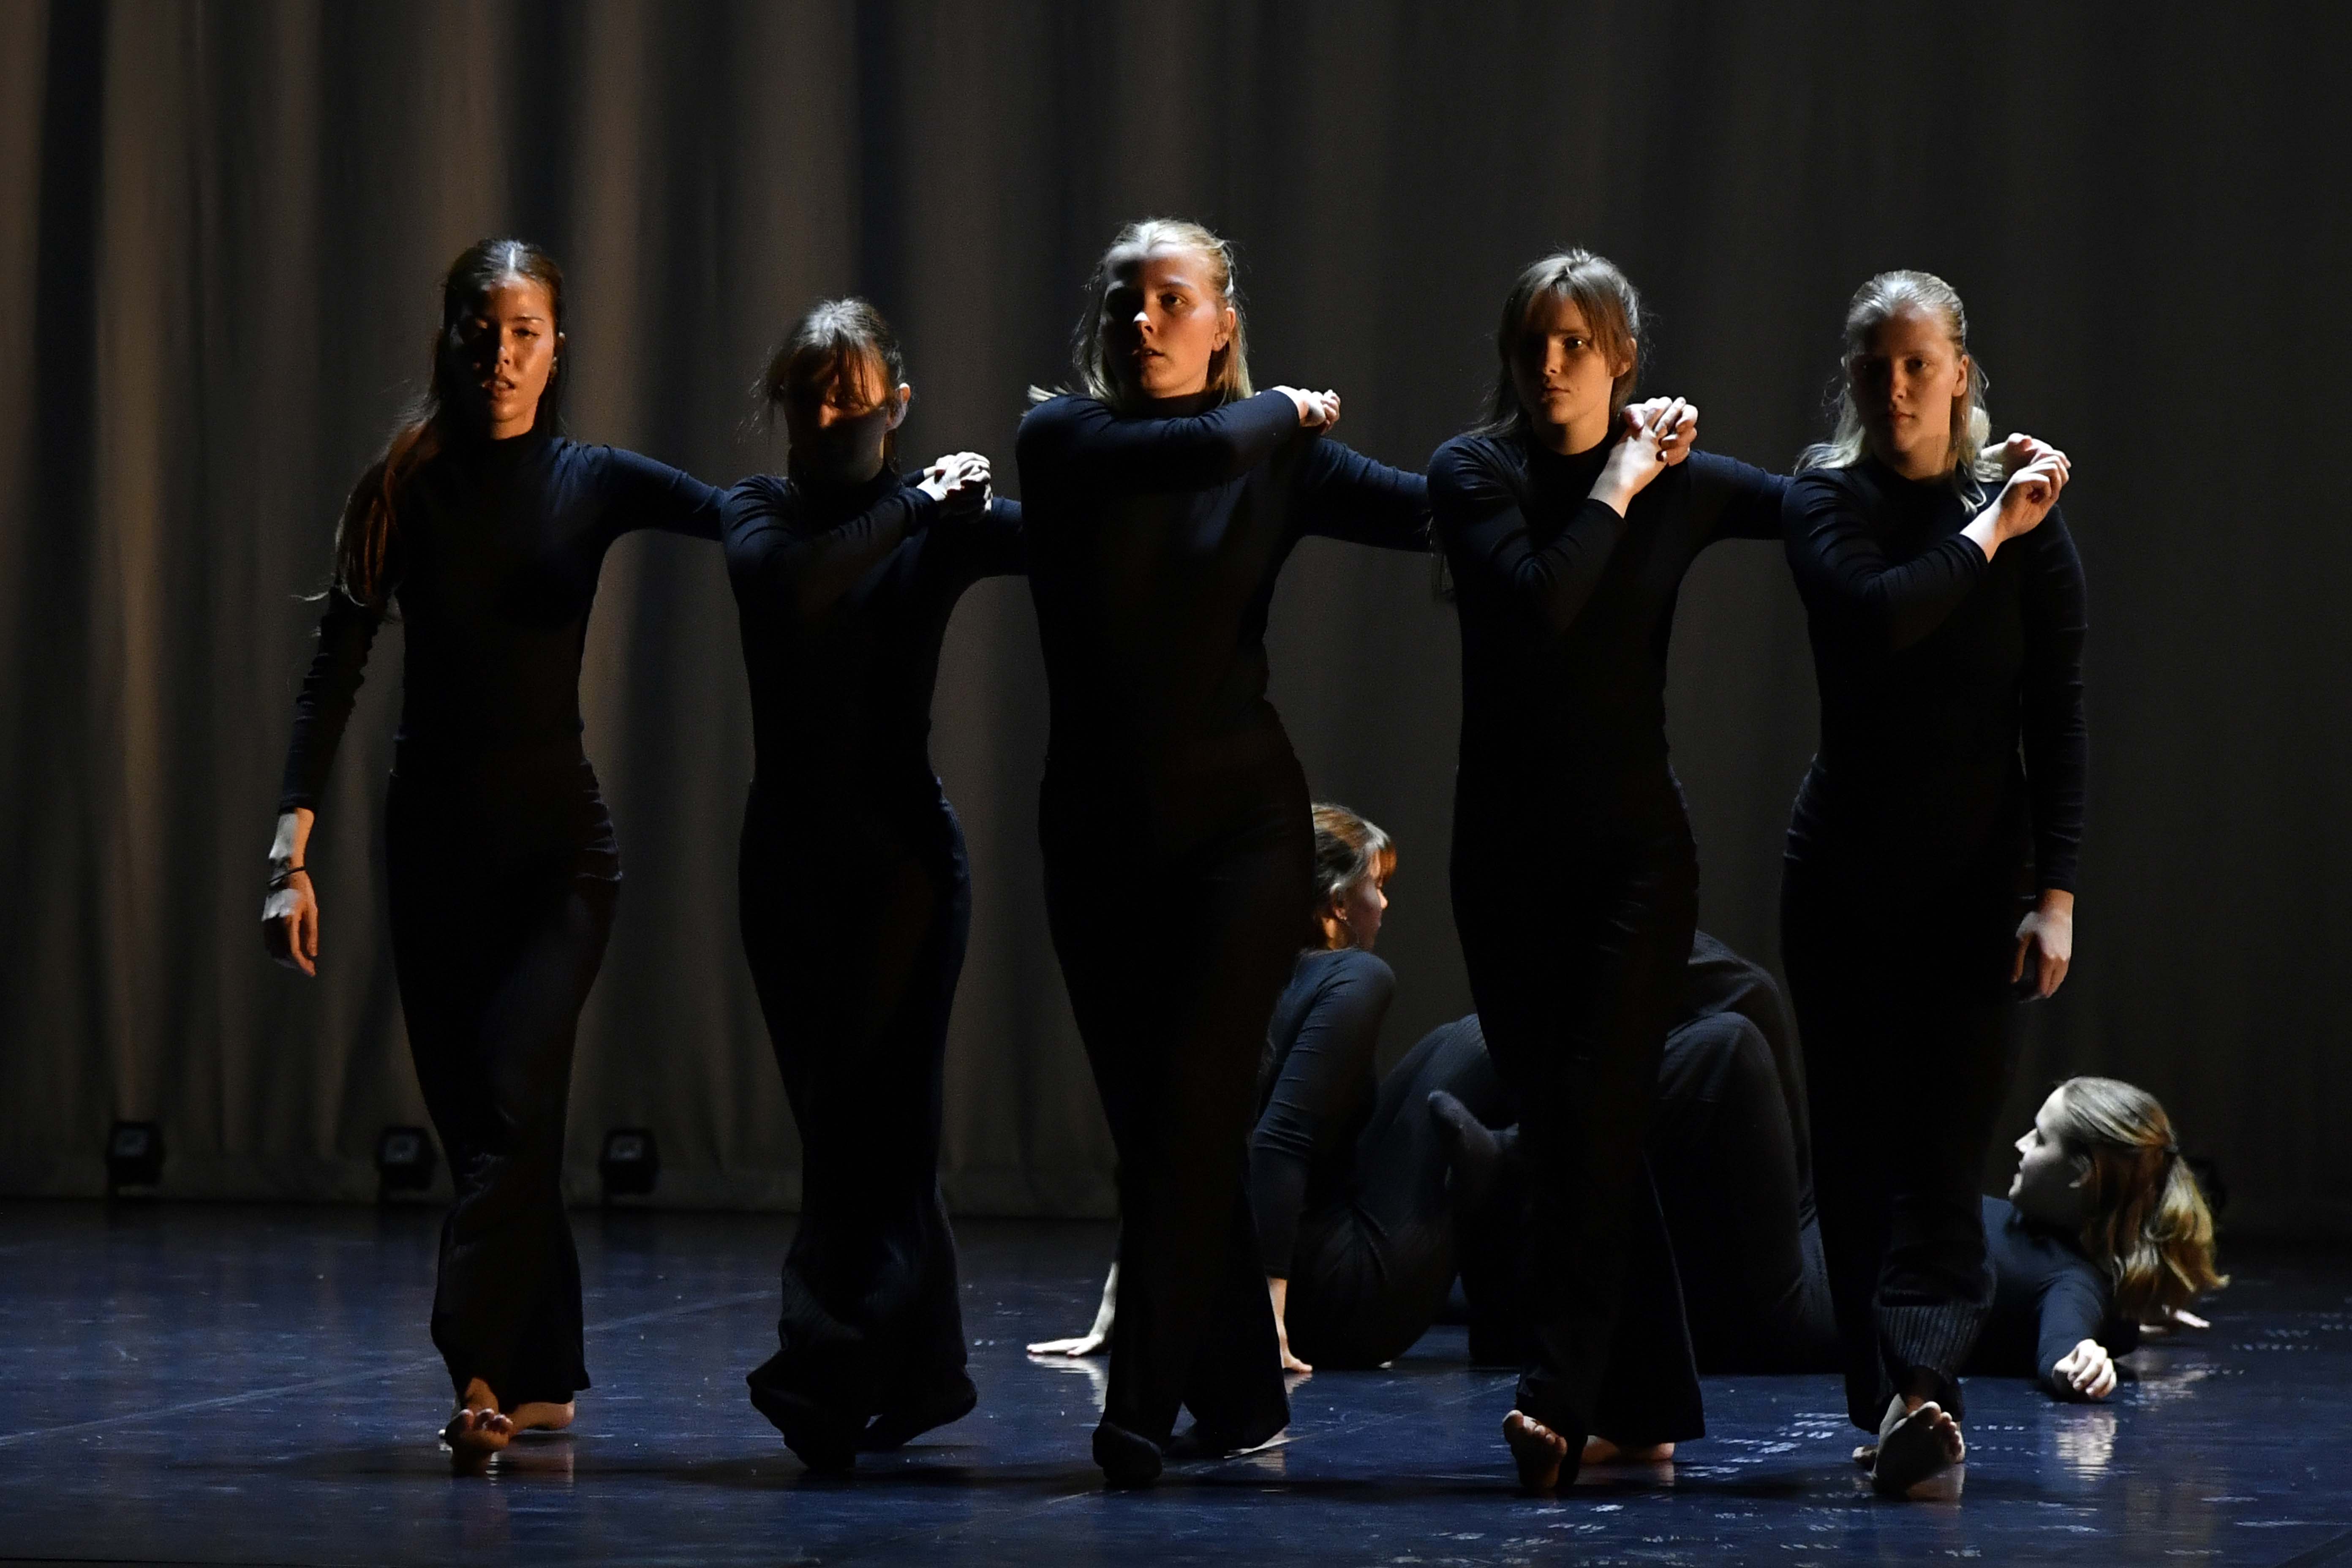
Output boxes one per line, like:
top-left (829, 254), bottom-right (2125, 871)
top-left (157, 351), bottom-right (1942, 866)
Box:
top-left (1017, 218), bottom-right (1429, 1486)
top-left (723, 299), bottom-right (1022, 1469)
top-left (261, 239), bottom-right (721, 1458)
top-left (1429, 248), bottom-right (1782, 1492)
top-left (1781, 268), bottom-right (2083, 1497)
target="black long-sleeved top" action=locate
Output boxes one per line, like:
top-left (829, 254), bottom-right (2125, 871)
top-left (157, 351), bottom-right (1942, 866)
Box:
top-left (279, 431), bottom-right (723, 810)
top-left (1974, 1196), bottom-right (2140, 1392)
top-left (721, 467), bottom-right (1023, 814)
top-left (1251, 947), bottom-right (1395, 1274)
top-left (1783, 460), bottom-right (2087, 890)
top-left (1430, 431), bottom-right (1785, 806)
top-left (1015, 391), bottom-right (1429, 787)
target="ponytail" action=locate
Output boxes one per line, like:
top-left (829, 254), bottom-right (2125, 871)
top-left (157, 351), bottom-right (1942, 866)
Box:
top-left (2054, 1076), bottom-right (2229, 1321)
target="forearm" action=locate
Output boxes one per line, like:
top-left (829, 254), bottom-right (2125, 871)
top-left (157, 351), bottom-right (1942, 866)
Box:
top-left (268, 808), bottom-right (315, 874)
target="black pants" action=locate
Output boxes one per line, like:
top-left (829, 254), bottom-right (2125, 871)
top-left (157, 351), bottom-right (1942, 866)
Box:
top-left (738, 784), bottom-right (973, 1439)
top-left (1040, 758), bottom-right (1304, 1448)
top-left (1282, 1021), bottom-right (1470, 1369)
top-left (1648, 1013), bottom-right (1839, 1374)
top-left (1445, 1012), bottom-right (1837, 1377)
top-left (384, 746), bottom-right (617, 1407)
top-left (1783, 850), bottom-right (2026, 1430)
top-left (1451, 779), bottom-right (1703, 1453)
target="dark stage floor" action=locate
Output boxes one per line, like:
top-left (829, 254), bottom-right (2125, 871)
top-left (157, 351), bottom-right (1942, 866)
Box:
top-left (0, 1202), bottom-right (2345, 1567)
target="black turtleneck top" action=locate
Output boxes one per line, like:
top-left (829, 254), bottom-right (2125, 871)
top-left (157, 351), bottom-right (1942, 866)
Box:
top-left (279, 432), bottom-right (723, 811)
top-left (1014, 390), bottom-right (1429, 788)
top-left (1251, 946), bottom-right (1396, 1273)
top-left (720, 466), bottom-right (1023, 810)
top-left (1782, 460), bottom-right (2085, 889)
top-left (1975, 1195), bottom-right (2140, 1391)
top-left (1430, 430), bottom-right (1785, 810)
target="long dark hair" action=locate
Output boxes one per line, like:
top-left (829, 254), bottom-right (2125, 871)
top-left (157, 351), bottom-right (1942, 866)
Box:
top-left (753, 297), bottom-right (907, 470)
top-left (1469, 248), bottom-right (1644, 441)
top-left (331, 238), bottom-right (567, 607)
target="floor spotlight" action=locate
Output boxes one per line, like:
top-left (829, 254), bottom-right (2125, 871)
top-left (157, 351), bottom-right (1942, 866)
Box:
top-left (598, 1127), bottom-right (660, 1202)
top-left (106, 1121), bottom-right (164, 1193)
top-left (374, 1125), bottom-right (438, 1198)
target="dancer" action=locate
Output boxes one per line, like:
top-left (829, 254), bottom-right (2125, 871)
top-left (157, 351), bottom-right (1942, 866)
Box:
top-left (259, 240), bottom-right (723, 1457)
top-left (722, 300), bottom-right (1023, 1470)
top-left (1440, 940), bottom-right (1834, 1392)
top-left (1029, 804), bottom-right (1444, 1376)
top-left (1465, 1058), bottom-right (2218, 1420)
top-left (1428, 248), bottom-right (1777, 1491)
top-left (1976, 1077), bottom-right (2224, 1402)
top-left (1781, 268), bottom-right (2084, 1497)
top-left (1030, 802), bottom-right (1820, 1405)
top-left (1017, 218), bottom-right (1430, 1485)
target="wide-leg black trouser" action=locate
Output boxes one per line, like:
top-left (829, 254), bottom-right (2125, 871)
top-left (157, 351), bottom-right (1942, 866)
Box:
top-left (1451, 771), bottom-right (1704, 1456)
top-left (1783, 841), bottom-right (2027, 1431)
top-left (738, 782), bottom-right (974, 1443)
top-left (385, 745), bottom-right (617, 1408)
top-left (1040, 754), bottom-right (1308, 1450)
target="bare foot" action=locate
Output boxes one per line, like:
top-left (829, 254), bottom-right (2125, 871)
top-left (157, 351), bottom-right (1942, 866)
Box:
top-left (1871, 1400), bottom-right (1965, 1497)
top-left (1582, 1435), bottom-right (1674, 1465)
top-left (1503, 1410), bottom-right (1570, 1492)
top-left (443, 1406), bottom-right (513, 1456)
top-left (507, 1400), bottom-right (574, 1434)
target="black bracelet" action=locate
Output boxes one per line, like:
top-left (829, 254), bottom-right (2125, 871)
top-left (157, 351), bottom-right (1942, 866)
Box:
top-left (268, 865), bottom-right (309, 890)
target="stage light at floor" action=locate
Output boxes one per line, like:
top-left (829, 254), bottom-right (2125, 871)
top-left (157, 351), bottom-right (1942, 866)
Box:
top-left (106, 1121), bottom-right (164, 1192)
top-left (374, 1125), bottom-right (437, 1198)
top-left (599, 1127), bottom-right (660, 1201)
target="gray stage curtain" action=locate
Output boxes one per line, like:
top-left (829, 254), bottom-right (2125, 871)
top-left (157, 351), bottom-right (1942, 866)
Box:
top-left (2, 2), bottom-right (2344, 1232)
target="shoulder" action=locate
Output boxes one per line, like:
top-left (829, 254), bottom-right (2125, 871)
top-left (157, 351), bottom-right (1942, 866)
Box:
top-left (721, 474), bottom-right (795, 533)
top-left (1788, 462), bottom-right (1868, 504)
top-left (1429, 434), bottom-right (1521, 502)
top-left (1317, 947), bottom-right (1396, 1001)
top-left (1017, 393), bottom-right (1101, 446)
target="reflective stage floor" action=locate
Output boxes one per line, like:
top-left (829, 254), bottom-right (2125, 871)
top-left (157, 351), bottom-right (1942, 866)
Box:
top-left (0, 1200), bottom-right (2345, 1566)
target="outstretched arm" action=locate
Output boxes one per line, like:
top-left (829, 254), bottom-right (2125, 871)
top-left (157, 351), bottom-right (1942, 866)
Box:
top-left (2038, 1268), bottom-right (2117, 1400)
top-left (1018, 390), bottom-right (1305, 494)
top-left (600, 446), bottom-right (726, 542)
top-left (1297, 441), bottom-right (1430, 553)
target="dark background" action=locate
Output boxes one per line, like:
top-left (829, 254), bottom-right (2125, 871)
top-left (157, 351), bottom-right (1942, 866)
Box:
top-left (2, 1), bottom-right (2342, 1234)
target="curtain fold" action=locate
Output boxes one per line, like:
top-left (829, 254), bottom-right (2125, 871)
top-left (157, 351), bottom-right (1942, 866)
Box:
top-left (1, 1), bottom-right (2344, 1233)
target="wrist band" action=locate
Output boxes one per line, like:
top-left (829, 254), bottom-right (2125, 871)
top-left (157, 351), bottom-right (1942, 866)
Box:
top-left (268, 865), bottom-right (308, 890)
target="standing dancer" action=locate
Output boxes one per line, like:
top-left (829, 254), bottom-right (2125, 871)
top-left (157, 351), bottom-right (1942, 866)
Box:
top-left (723, 300), bottom-right (1022, 1470)
top-left (259, 240), bottom-right (722, 1458)
top-left (1781, 269), bottom-right (2082, 1497)
top-left (1017, 218), bottom-right (1429, 1486)
top-left (1429, 249), bottom-right (1778, 1491)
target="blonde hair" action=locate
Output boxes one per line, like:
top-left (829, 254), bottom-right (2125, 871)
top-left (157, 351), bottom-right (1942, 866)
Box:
top-left (1473, 248), bottom-right (1644, 439)
top-left (1798, 269), bottom-right (1997, 493)
top-left (2049, 1076), bottom-right (2228, 1322)
top-left (1311, 803), bottom-right (1394, 948)
top-left (1047, 218), bottom-right (1253, 412)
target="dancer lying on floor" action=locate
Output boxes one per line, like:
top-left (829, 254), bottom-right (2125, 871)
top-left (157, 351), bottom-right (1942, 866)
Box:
top-left (1461, 1067), bottom-right (2225, 1476)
